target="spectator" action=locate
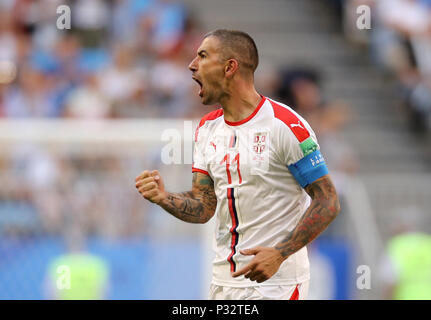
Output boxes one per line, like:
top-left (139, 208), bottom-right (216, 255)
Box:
top-left (275, 67), bottom-right (326, 129)
top-left (110, 0), bottom-right (155, 44)
top-left (3, 66), bottom-right (59, 117)
top-left (63, 73), bottom-right (112, 119)
top-left (148, 50), bottom-right (194, 118)
top-left (0, 0), bottom-right (199, 120)
top-left (150, 0), bottom-right (187, 56)
top-left (378, 206), bottom-right (431, 299)
top-left (72, 0), bottom-right (110, 48)
top-left (342, 0), bottom-right (431, 133)
top-left (0, 7), bottom-right (19, 69)
top-left (45, 226), bottom-right (110, 299)
top-left (377, 0), bottom-right (431, 132)
top-left (98, 45), bottom-right (143, 107)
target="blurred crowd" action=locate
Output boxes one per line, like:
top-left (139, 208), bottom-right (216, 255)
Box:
top-left (337, 0), bottom-right (431, 134)
top-left (0, 0), bottom-right (206, 120)
top-left (331, 0), bottom-right (431, 299)
top-left (0, 146), bottom-right (153, 238)
top-left (0, 0), bottom-right (209, 238)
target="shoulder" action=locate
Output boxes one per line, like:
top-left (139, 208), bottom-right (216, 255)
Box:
top-left (266, 97), bottom-right (313, 143)
top-left (195, 108), bottom-right (223, 142)
top-left (197, 108), bottom-right (224, 128)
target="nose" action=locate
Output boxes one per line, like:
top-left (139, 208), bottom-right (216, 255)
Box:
top-left (188, 57), bottom-right (198, 72)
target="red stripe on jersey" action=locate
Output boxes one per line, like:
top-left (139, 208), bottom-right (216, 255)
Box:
top-left (191, 167), bottom-right (210, 176)
top-left (289, 284), bottom-right (300, 300)
top-left (269, 99), bottom-right (310, 143)
top-left (195, 108), bottom-right (224, 142)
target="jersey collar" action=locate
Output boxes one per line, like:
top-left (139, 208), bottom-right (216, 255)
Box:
top-left (224, 95), bottom-right (266, 126)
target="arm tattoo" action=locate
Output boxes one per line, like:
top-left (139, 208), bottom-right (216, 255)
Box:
top-left (159, 173), bottom-right (217, 224)
top-left (275, 175), bottom-right (340, 258)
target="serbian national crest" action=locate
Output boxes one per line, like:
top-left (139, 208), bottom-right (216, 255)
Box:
top-left (253, 132), bottom-right (267, 154)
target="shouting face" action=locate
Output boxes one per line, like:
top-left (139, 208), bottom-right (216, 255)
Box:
top-left (188, 36), bottom-right (227, 105)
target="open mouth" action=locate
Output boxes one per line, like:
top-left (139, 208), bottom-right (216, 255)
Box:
top-left (192, 76), bottom-right (203, 97)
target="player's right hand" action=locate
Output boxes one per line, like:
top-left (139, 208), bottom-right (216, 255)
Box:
top-left (135, 170), bottom-right (167, 204)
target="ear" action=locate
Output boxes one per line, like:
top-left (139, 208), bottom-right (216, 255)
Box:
top-left (224, 59), bottom-right (239, 78)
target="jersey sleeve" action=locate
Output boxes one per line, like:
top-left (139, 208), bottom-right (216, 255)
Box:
top-left (192, 123), bottom-right (209, 176)
top-left (279, 119), bottom-right (329, 188)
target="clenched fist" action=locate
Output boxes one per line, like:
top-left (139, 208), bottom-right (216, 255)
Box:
top-left (135, 170), bottom-right (167, 204)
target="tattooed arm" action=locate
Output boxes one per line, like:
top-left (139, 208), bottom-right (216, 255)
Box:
top-left (135, 170), bottom-right (217, 224)
top-left (274, 174), bottom-right (340, 257)
top-left (159, 172), bottom-right (217, 224)
top-left (232, 174), bottom-right (340, 283)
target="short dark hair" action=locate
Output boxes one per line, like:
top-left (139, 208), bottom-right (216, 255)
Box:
top-left (204, 29), bottom-right (259, 74)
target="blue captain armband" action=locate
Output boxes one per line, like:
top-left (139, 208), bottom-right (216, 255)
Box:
top-left (287, 149), bottom-right (329, 188)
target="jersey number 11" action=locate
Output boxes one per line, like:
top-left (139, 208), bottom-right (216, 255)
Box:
top-left (220, 153), bottom-right (242, 184)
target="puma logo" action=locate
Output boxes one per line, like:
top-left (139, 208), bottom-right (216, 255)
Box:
top-left (210, 141), bottom-right (217, 151)
top-left (290, 121), bottom-right (304, 130)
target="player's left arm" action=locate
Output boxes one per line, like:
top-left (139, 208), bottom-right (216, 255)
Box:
top-left (276, 174), bottom-right (340, 258)
top-left (232, 174), bottom-right (340, 283)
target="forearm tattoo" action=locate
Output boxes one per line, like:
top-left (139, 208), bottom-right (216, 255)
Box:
top-left (275, 175), bottom-right (340, 258)
top-left (159, 173), bottom-right (217, 223)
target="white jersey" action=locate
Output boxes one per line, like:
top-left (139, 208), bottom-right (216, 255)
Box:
top-left (192, 96), bottom-right (329, 287)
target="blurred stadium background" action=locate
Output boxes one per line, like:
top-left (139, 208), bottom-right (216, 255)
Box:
top-left (0, 0), bottom-right (430, 300)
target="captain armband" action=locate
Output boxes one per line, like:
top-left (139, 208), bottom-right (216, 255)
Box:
top-left (287, 149), bottom-right (329, 188)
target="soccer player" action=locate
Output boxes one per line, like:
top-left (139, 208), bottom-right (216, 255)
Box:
top-left (135, 29), bottom-right (340, 300)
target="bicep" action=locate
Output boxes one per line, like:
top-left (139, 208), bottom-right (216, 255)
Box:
top-left (192, 172), bottom-right (217, 215)
top-left (304, 174), bottom-right (340, 214)
top-left (192, 172), bottom-right (214, 191)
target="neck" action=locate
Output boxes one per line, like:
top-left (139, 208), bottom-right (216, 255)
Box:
top-left (220, 82), bottom-right (262, 123)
